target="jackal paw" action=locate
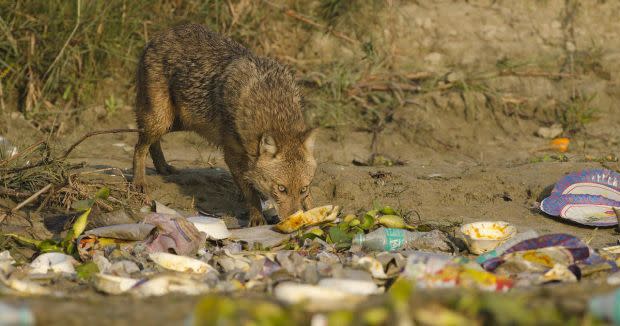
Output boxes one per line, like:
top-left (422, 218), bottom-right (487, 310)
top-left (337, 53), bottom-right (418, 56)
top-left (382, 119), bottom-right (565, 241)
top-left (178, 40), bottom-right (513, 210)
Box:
top-left (249, 212), bottom-right (266, 226)
top-left (132, 179), bottom-right (148, 194)
top-left (156, 164), bottom-right (179, 176)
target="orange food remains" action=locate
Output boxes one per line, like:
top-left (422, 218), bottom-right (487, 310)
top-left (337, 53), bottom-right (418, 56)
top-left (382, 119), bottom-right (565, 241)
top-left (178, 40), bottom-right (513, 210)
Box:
top-left (275, 205), bottom-right (339, 233)
top-left (550, 138), bottom-right (570, 152)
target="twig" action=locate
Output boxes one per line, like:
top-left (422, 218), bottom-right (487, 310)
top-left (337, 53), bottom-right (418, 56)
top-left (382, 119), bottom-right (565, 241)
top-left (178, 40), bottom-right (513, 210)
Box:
top-left (43, 0), bottom-right (81, 79)
top-left (61, 128), bottom-right (141, 159)
top-left (0, 186), bottom-right (31, 198)
top-left (498, 70), bottom-right (577, 79)
top-left (11, 183), bottom-right (52, 213)
top-left (261, 0), bottom-right (359, 45)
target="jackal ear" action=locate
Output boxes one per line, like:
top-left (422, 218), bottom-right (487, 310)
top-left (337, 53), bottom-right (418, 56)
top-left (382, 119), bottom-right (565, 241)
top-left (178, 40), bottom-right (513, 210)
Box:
top-left (303, 128), bottom-right (318, 153)
top-left (259, 134), bottom-right (277, 156)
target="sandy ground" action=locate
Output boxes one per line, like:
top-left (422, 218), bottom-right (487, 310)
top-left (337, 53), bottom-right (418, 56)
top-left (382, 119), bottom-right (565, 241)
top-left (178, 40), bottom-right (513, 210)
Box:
top-left (2, 0), bottom-right (620, 324)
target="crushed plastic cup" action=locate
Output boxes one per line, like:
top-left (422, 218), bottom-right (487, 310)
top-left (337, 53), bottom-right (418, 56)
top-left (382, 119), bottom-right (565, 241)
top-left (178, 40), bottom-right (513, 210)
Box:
top-left (457, 221), bottom-right (516, 255)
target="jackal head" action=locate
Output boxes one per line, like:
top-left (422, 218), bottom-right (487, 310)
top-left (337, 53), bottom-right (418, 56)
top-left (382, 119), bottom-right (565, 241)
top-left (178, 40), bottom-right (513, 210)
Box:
top-left (246, 129), bottom-right (317, 220)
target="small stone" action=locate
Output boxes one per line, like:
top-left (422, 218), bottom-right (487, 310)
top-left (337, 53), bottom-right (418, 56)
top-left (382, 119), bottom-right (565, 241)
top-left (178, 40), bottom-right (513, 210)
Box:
top-left (424, 52), bottom-right (443, 66)
top-left (446, 71), bottom-right (465, 83)
top-left (536, 124), bottom-right (563, 139)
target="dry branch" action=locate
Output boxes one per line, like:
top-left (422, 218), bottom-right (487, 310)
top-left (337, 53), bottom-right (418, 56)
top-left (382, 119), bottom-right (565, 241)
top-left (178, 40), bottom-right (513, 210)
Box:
top-left (11, 183), bottom-right (52, 213)
top-left (61, 128), bottom-right (141, 159)
top-left (261, 0), bottom-right (359, 45)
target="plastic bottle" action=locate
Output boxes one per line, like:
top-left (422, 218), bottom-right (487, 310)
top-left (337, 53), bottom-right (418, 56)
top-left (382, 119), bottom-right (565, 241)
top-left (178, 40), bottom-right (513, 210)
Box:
top-left (475, 229), bottom-right (539, 264)
top-left (589, 289), bottom-right (620, 324)
top-left (352, 227), bottom-right (423, 251)
top-left (0, 302), bottom-right (35, 326)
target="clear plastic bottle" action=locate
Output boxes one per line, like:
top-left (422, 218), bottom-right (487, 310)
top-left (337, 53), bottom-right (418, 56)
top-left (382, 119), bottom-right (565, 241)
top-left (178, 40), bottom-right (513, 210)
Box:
top-left (352, 227), bottom-right (422, 251)
top-left (476, 229), bottom-right (539, 263)
top-left (0, 302), bottom-right (35, 326)
top-left (589, 289), bottom-right (620, 324)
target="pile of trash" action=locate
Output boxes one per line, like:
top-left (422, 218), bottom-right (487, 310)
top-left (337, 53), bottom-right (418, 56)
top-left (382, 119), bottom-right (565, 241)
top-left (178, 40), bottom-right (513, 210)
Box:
top-left (1, 169), bottom-right (620, 324)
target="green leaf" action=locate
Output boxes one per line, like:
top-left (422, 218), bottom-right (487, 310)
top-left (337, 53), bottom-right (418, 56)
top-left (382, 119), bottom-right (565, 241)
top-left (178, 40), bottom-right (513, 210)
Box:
top-left (38, 239), bottom-right (63, 253)
top-left (95, 187), bottom-right (110, 200)
top-left (71, 199), bottom-right (94, 211)
top-left (360, 214), bottom-right (375, 230)
top-left (71, 207), bottom-right (92, 239)
top-left (6, 233), bottom-right (42, 248)
top-left (380, 205), bottom-right (397, 215)
top-left (63, 207), bottom-right (92, 254)
top-left (328, 226), bottom-right (354, 249)
top-left (76, 261), bottom-right (99, 281)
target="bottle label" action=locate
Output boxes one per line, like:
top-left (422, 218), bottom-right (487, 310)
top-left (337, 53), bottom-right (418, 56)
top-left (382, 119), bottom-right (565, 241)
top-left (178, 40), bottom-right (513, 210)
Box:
top-left (384, 228), bottom-right (406, 251)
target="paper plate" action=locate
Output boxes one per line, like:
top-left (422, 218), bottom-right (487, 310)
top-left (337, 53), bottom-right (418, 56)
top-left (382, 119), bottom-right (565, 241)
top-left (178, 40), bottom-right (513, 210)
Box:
top-left (550, 169), bottom-right (620, 200)
top-left (540, 194), bottom-right (620, 226)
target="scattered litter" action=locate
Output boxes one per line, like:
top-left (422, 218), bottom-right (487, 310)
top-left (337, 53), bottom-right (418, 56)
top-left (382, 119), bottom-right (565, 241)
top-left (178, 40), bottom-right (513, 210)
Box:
top-left (274, 282), bottom-right (364, 311)
top-left (0, 302), bottom-right (35, 326)
top-left (480, 233), bottom-right (594, 284)
top-left (606, 271), bottom-right (620, 285)
top-left (131, 275), bottom-right (210, 297)
top-left (476, 230), bottom-right (539, 264)
top-left (550, 137), bottom-right (570, 152)
top-left (110, 260), bottom-right (141, 277)
top-left (187, 216), bottom-right (231, 240)
top-left (149, 252), bottom-right (217, 274)
top-left (85, 223), bottom-right (155, 241)
top-left (402, 251), bottom-right (513, 291)
top-left (229, 225), bottom-right (291, 249)
top-left (589, 288), bottom-right (620, 325)
top-left (154, 201), bottom-right (184, 217)
top-left (541, 169), bottom-right (620, 226)
top-left (353, 227), bottom-right (452, 252)
top-left (0, 251), bottom-right (16, 275)
top-left (457, 221), bottom-right (516, 255)
top-left (0, 136), bottom-right (18, 159)
top-left (536, 124), bottom-right (563, 139)
top-left (317, 278), bottom-right (382, 295)
top-left (94, 273), bottom-right (140, 295)
top-left (355, 257), bottom-right (389, 279)
top-left (29, 253), bottom-right (78, 275)
top-left (144, 213), bottom-right (207, 256)
top-left (1, 277), bottom-right (52, 296)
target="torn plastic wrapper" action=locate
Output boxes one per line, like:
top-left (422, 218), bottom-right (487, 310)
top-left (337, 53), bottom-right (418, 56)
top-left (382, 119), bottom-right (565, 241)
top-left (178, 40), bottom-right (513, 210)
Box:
top-left (143, 213), bottom-right (207, 256)
top-left (481, 233), bottom-right (590, 272)
top-left (77, 235), bottom-right (136, 261)
top-left (402, 251), bottom-right (512, 292)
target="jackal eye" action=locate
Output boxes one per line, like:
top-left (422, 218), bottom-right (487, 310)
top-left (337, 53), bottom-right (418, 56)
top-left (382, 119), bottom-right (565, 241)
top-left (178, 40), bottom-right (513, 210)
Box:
top-left (278, 185), bottom-right (287, 193)
top-left (300, 186), bottom-right (308, 194)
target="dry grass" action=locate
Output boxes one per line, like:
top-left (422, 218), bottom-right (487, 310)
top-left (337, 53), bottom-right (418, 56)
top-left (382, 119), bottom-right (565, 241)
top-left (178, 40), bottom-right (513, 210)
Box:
top-left (0, 134), bottom-right (145, 215)
top-left (0, 0), bottom-right (611, 160)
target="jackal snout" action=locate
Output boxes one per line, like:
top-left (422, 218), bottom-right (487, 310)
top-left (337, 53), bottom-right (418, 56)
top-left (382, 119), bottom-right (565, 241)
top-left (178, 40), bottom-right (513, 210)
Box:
top-left (245, 130), bottom-right (317, 220)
